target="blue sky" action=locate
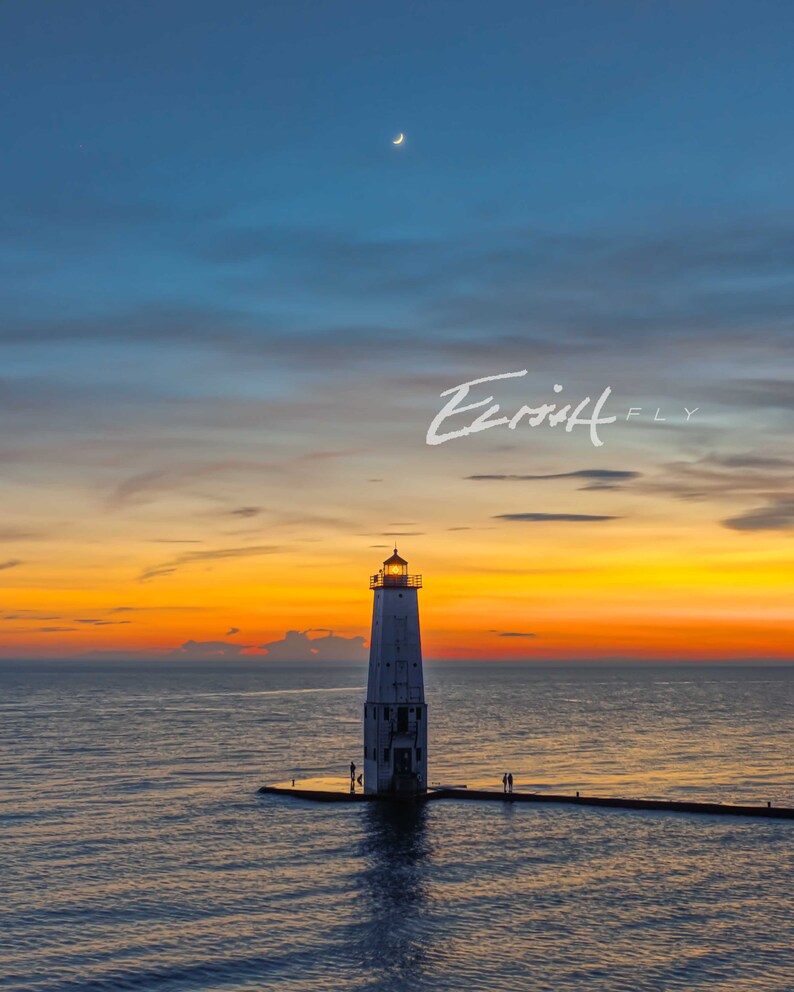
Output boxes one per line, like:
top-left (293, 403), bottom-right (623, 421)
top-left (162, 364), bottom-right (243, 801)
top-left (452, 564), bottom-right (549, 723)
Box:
top-left (4, 1), bottom-right (794, 338)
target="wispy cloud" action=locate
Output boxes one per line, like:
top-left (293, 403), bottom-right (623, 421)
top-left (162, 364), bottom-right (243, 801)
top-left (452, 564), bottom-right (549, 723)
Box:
top-left (488, 630), bottom-right (538, 637)
top-left (107, 462), bottom-right (275, 508)
top-left (107, 605), bottom-right (210, 614)
top-left (639, 452), bottom-right (793, 502)
top-left (3, 612), bottom-right (60, 620)
top-left (230, 506), bottom-right (261, 518)
top-left (74, 618), bottom-right (132, 626)
top-left (469, 469), bottom-right (641, 492)
top-left (469, 469), bottom-right (640, 482)
top-left (0, 529), bottom-right (39, 541)
top-left (138, 567), bottom-right (178, 582)
top-left (717, 379), bottom-right (794, 412)
top-left (139, 545), bottom-right (283, 582)
top-left (722, 497), bottom-right (794, 532)
top-left (147, 539), bottom-right (203, 544)
top-left (0, 559), bottom-right (23, 571)
top-left (494, 513), bottom-right (619, 523)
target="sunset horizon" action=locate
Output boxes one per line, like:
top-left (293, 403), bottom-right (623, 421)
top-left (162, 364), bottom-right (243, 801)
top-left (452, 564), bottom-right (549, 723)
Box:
top-left (4, 529), bottom-right (793, 662)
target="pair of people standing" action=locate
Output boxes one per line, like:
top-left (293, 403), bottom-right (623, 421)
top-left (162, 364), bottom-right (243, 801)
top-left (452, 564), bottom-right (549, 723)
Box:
top-left (502, 772), bottom-right (513, 793)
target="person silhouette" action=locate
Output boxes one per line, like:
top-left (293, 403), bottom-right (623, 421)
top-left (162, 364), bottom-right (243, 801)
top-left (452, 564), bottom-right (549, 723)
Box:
top-left (350, 761), bottom-right (356, 783)
top-left (502, 772), bottom-right (508, 793)
top-left (507, 772), bottom-right (513, 794)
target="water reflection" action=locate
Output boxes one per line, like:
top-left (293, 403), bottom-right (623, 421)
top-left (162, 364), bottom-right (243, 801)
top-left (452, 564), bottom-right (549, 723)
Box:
top-left (355, 802), bottom-right (432, 986)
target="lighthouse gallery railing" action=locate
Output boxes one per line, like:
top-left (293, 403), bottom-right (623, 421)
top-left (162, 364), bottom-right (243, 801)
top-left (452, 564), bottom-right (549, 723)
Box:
top-left (369, 573), bottom-right (423, 589)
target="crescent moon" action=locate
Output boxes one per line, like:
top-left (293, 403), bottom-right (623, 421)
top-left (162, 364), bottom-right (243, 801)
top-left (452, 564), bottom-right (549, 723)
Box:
top-left (393, 133), bottom-right (404, 145)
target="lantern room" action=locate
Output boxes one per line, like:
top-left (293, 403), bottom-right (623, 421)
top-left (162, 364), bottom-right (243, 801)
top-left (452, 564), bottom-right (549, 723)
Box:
top-left (369, 547), bottom-right (422, 588)
top-left (384, 548), bottom-right (407, 578)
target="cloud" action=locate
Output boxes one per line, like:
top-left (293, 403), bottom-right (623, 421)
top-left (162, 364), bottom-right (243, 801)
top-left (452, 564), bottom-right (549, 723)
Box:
top-left (428, 220), bottom-right (794, 345)
top-left (639, 451), bottom-right (793, 502)
top-left (3, 613), bottom-right (61, 620)
top-left (74, 618), bottom-right (132, 625)
top-left (630, 452), bottom-right (794, 531)
top-left (260, 629), bottom-right (367, 662)
top-left (0, 559), bottom-right (23, 570)
top-left (494, 513), bottom-right (619, 523)
top-left (103, 451), bottom-right (366, 510)
top-left (489, 630), bottom-right (538, 638)
top-left (704, 454), bottom-right (794, 469)
top-left (139, 544), bottom-right (282, 581)
top-left (0, 529), bottom-right (39, 541)
top-left (165, 545), bottom-right (281, 565)
top-left (225, 627), bottom-right (240, 636)
top-left (189, 218), bottom-right (794, 355)
top-left (469, 469), bottom-right (640, 482)
top-left (722, 498), bottom-right (794, 532)
top-left (168, 639), bottom-right (255, 659)
top-left (38, 626), bottom-right (78, 633)
top-left (716, 379), bottom-right (794, 412)
top-left (469, 469), bottom-right (641, 492)
top-left (107, 462), bottom-right (276, 508)
top-left (147, 539), bottom-right (203, 544)
top-left (7, 217), bottom-right (794, 381)
top-left (138, 567), bottom-right (178, 582)
top-left (106, 605), bottom-right (210, 614)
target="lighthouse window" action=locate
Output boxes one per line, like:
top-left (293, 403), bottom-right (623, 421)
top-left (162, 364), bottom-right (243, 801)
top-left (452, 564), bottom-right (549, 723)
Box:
top-left (383, 706), bottom-right (390, 720)
top-left (416, 709), bottom-right (422, 720)
top-left (383, 748), bottom-right (390, 763)
top-left (416, 748), bottom-right (422, 761)
top-left (397, 706), bottom-right (408, 732)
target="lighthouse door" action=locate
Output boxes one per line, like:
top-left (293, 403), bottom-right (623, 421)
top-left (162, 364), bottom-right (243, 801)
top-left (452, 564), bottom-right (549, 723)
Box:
top-left (394, 748), bottom-right (412, 773)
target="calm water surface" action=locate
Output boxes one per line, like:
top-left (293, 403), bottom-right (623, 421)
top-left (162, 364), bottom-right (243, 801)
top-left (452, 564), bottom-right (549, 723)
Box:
top-left (1, 662), bottom-right (792, 991)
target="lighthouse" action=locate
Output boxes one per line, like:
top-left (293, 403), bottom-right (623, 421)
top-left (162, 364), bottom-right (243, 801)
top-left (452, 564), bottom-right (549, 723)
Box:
top-left (363, 548), bottom-right (428, 795)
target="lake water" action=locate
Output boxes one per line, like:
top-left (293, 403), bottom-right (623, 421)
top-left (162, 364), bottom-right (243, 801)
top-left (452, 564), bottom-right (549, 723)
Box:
top-left (1, 661), bottom-right (792, 991)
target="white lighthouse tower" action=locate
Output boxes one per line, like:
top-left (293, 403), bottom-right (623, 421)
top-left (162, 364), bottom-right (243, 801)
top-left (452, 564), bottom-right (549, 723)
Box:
top-left (363, 548), bottom-right (428, 796)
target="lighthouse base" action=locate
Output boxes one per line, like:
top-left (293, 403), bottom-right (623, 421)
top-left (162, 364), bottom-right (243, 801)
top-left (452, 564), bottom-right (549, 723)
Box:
top-left (259, 777), bottom-right (426, 803)
top-left (392, 772), bottom-right (423, 796)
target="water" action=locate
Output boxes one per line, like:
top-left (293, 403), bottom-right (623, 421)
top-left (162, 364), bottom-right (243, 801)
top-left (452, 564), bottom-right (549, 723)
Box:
top-left (1, 661), bottom-right (793, 992)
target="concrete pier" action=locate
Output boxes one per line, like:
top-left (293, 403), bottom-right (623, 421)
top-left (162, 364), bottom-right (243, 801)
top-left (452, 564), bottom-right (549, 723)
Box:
top-left (259, 779), bottom-right (794, 819)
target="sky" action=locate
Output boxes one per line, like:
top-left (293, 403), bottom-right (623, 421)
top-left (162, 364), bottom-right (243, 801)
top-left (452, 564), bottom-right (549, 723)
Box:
top-left (1, 1), bottom-right (793, 660)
